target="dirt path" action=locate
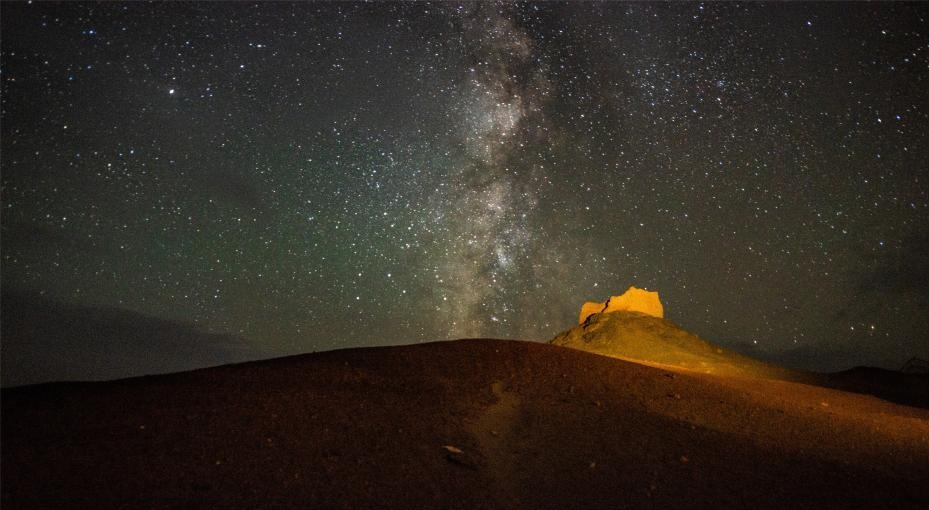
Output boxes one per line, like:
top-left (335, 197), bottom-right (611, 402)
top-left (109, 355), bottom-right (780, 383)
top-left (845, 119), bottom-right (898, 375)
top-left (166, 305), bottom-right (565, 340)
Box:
top-left (469, 380), bottom-right (521, 505)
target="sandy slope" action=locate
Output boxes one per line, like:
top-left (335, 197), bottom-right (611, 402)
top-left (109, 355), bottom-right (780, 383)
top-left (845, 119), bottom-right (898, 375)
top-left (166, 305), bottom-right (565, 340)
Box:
top-left (552, 310), bottom-right (929, 408)
top-left (3, 339), bottom-right (928, 509)
top-left (552, 310), bottom-right (807, 381)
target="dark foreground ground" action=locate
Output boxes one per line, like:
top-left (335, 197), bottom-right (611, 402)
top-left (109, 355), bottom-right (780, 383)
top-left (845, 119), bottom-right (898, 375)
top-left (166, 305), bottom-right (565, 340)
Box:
top-left (3, 339), bottom-right (929, 509)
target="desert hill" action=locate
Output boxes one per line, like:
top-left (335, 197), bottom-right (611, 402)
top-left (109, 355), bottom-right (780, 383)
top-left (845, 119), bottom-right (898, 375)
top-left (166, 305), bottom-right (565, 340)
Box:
top-left (558, 287), bottom-right (797, 380)
top-left (3, 339), bottom-right (929, 509)
top-left (553, 289), bottom-right (929, 408)
top-left (553, 308), bottom-right (801, 381)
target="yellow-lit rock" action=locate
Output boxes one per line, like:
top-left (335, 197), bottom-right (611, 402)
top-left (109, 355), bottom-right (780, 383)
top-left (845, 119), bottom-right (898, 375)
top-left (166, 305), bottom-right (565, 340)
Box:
top-left (577, 286), bottom-right (664, 324)
top-left (578, 301), bottom-right (605, 324)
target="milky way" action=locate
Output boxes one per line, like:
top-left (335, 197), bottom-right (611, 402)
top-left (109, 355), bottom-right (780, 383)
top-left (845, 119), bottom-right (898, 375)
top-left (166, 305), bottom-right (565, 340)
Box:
top-left (427, 3), bottom-right (558, 338)
top-left (2, 2), bottom-right (928, 380)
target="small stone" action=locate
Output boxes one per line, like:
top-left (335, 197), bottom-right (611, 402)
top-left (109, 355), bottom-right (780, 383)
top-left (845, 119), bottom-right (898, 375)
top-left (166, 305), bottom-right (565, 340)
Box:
top-left (443, 445), bottom-right (479, 470)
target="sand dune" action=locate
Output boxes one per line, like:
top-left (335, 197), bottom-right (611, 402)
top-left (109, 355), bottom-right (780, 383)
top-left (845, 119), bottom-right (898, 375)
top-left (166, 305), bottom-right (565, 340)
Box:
top-left (3, 339), bottom-right (928, 509)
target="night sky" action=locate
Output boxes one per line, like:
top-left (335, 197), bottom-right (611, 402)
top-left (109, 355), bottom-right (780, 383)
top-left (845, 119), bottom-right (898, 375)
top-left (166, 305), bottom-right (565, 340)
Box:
top-left (2, 1), bottom-right (928, 382)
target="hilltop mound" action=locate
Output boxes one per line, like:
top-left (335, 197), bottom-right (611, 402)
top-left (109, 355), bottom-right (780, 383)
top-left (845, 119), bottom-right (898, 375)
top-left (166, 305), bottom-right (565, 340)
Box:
top-left (554, 310), bottom-right (801, 380)
top-left (3, 339), bottom-right (929, 509)
top-left (555, 292), bottom-right (929, 406)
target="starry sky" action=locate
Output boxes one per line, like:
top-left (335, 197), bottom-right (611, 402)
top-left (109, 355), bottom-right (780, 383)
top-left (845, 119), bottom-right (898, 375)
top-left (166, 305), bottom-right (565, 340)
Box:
top-left (2, 1), bottom-right (928, 381)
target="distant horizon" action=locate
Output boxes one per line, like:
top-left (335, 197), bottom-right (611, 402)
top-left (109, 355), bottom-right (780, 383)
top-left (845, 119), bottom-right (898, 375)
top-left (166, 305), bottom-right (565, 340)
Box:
top-left (2, 286), bottom-right (923, 388)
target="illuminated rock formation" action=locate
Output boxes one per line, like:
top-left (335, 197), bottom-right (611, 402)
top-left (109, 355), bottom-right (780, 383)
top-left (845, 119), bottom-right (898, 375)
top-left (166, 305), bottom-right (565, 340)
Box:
top-left (578, 301), bottom-right (606, 324)
top-left (577, 286), bottom-right (664, 324)
top-left (557, 287), bottom-right (800, 380)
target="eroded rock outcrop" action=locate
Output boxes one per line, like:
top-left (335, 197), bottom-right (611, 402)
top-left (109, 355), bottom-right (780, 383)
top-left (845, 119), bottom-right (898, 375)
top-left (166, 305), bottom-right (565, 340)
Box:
top-left (578, 301), bottom-right (606, 324)
top-left (577, 286), bottom-right (664, 324)
top-left (556, 288), bottom-right (800, 380)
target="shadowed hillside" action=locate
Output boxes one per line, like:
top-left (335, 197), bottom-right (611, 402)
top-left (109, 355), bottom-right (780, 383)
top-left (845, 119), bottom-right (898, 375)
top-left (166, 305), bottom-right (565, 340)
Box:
top-left (3, 339), bottom-right (929, 509)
